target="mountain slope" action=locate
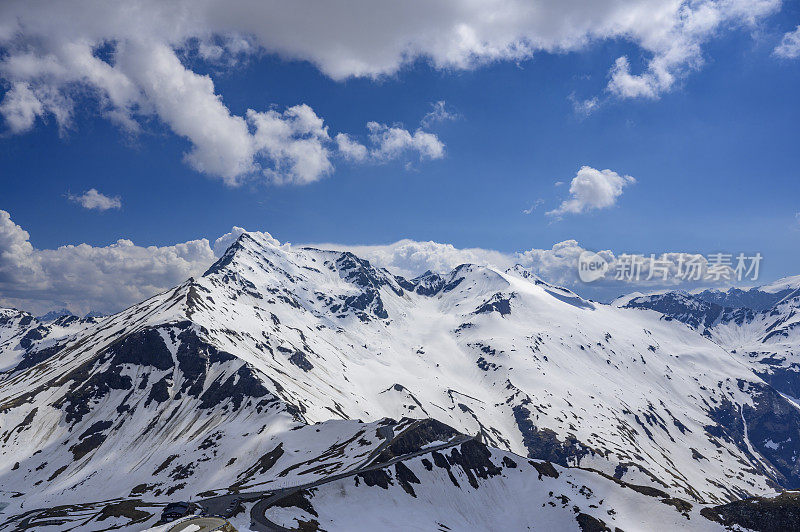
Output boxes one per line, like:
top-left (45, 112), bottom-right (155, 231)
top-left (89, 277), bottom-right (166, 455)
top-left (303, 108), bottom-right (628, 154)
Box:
top-left (2, 232), bottom-right (800, 523)
top-left (620, 284), bottom-right (800, 398)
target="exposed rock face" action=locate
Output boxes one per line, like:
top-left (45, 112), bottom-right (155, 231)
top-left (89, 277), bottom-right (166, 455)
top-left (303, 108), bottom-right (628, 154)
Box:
top-left (701, 491), bottom-right (800, 531)
top-left (374, 418), bottom-right (462, 463)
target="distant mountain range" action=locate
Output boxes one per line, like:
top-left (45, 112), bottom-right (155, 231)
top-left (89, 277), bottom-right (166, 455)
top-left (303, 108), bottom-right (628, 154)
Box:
top-left (34, 309), bottom-right (106, 322)
top-left (2, 233), bottom-right (800, 531)
top-left (619, 278), bottom-right (800, 400)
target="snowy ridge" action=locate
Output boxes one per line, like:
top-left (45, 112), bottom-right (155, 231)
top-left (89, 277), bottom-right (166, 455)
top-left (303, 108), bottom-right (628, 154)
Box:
top-left (757, 274), bottom-right (800, 295)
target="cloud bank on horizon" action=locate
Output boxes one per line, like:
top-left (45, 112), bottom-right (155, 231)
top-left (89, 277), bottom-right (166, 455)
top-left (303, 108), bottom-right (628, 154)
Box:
top-left (0, 0), bottom-right (792, 186)
top-left (0, 210), bottom-right (760, 315)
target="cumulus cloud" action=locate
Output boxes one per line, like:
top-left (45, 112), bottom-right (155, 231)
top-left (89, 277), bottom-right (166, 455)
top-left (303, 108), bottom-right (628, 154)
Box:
top-left (247, 104), bottom-right (334, 185)
top-left (212, 226), bottom-right (248, 256)
top-left (335, 133), bottom-right (369, 162)
top-left (367, 122), bottom-right (445, 161)
top-left (0, 210), bottom-right (296, 315)
top-left (775, 25), bottom-right (800, 59)
top-left (547, 166), bottom-right (636, 217)
top-left (333, 112), bottom-right (447, 164)
top-left (68, 189), bottom-right (121, 211)
top-left (606, 1), bottom-right (780, 99)
top-left (0, 0), bottom-right (781, 181)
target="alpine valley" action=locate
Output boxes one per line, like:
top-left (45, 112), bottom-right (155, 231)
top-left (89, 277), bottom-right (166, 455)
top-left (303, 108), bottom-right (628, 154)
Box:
top-left (2, 232), bottom-right (800, 531)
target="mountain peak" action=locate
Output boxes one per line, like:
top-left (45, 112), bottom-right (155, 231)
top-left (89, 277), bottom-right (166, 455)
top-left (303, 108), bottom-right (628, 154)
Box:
top-left (203, 230), bottom-right (284, 277)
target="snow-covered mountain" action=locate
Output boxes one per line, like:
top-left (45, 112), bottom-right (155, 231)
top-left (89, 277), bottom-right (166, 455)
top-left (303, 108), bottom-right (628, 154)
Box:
top-left (0, 309), bottom-right (103, 376)
top-left (620, 279), bottom-right (800, 400)
top-left (3, 232), bottom-right (800, 529)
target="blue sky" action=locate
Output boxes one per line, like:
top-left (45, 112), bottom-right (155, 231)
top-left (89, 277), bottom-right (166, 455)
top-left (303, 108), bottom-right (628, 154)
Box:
top-left (1, 0), bottom-right (799, 313)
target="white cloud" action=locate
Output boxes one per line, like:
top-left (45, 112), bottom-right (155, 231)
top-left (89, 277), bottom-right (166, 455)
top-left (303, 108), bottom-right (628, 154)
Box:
top-left (117, 41), bottom-right (255, 183)
top-left (523, 199), bottom-right (544, 215)
top-left (213, 226), bottom-right (248, 256)
top-left (775, 25), bottom-right (800, 59)
top-left (0, 82), bottom-right (43, 133)
top-left (68, 189), bottom-right (122, 211)
top-left (547, 166), bottom-right (636, 217)
top-left (247, 104), bottom-right (333, 185)
top-left (0, 210), bottom-right (37, 287)
top-left (421, 100), bottom-right (459, 129)
top-left (607, 55), bottom-right (665, 100)
top-left (606, 0), bottom-right (780, 99)
top-left (367, 122), bottom-right (445, 161)
top-left (335, 133), bottom-right (368, 162)
top-left (335, 108), bottom-right (448, 164)
top-left (0, 0), bottom-right (781, 181)
top-left (0, 210), bottom-right (295, 315)
top-left (0, 8), bottom-right (447, 185)
top-left (569, 93), bottom-right (600, 116)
